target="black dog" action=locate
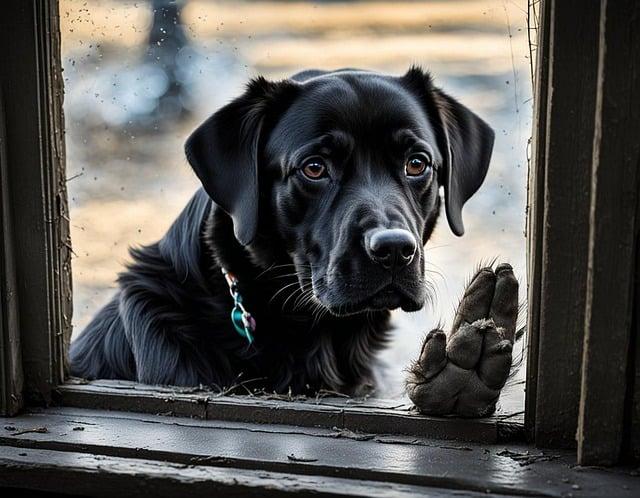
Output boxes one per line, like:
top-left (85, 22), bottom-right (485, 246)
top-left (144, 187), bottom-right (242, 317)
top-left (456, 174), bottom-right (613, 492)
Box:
top-left (70, 67), bottom-right (496, 399)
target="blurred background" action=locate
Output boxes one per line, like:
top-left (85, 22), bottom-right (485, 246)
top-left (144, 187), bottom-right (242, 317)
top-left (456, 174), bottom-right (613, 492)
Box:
top-left (62, 0), bottom-right (532, 398)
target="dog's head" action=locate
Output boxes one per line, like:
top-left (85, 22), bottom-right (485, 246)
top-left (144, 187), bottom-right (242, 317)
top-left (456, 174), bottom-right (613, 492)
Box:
top-left (185, 68), bottom-right (494, 315)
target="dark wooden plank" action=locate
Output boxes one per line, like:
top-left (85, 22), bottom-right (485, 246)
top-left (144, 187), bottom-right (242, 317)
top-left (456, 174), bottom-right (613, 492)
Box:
top-left (524, 0), bottom-right (550, 441)
top-left (622, 4), bottom-right (640, 466)
top-left (0, 91), bottom-right (24, 416)
top-left (54, 379), bottom-right (524, 443)
top-left (2, 408), bottom-right (640, 497)
top-left (630, 258), bottom-right (640, 461)
top-left (41, 0), bottom-right (74, 381)
top-left (576, 0), bottom-right (640, 466)
top-left (0, 0), bottom-right (71, 403)
top-left (0, 446), bottom-right (492, 498)
top-left (534, 0), bottom-right (601, 448)
top-left (0, 410), bottom-right (541, 496)
top-left (630, 224), bottom-right (640, 461)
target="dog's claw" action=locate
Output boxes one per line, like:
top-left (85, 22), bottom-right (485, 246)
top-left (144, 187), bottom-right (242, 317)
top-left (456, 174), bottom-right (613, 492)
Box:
top-left (406, 263), bottom-right (518, 418)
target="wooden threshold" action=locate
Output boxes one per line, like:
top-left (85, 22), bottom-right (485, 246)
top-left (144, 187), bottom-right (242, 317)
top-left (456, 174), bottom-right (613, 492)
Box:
top-left (54, 378), bottom-right (525, 443)
top-left (0, 445), bottom-right (493, 498)
top-left (1, 407), bottom-right (639, 497)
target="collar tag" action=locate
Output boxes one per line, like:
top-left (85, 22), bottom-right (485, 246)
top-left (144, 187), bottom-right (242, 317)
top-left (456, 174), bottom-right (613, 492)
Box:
top-left (222, 268), bottom-right (256, 345)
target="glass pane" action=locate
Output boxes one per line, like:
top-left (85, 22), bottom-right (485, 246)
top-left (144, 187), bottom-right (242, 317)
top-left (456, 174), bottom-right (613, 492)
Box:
top-left (62, 0), bottom-right (531, 405)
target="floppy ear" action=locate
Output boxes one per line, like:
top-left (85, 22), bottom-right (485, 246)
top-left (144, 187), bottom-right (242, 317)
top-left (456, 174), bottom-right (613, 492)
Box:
top-left (403, 67), bottom-right (495, 236)
top-left (184, 77), bottom-right (298, 245)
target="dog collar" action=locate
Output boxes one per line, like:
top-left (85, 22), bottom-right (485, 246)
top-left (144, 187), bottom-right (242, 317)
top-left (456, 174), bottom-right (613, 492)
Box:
top-left (221, 268), bottom-right (256, 345)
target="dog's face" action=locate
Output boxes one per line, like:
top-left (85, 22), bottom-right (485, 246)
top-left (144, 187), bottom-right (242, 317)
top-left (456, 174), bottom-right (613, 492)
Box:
top-left (263, 74), bottom-right (443, 314)
top-left (185, 68), bottom-right (494, 315)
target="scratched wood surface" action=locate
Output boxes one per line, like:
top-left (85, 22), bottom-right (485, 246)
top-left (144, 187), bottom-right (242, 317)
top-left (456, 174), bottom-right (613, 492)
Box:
top-left (0, 446), bottom-right (514, 498)
top-left (1, 407), bottom-right (639, 497)
top-left (55, 378), bottom-right (524, 443)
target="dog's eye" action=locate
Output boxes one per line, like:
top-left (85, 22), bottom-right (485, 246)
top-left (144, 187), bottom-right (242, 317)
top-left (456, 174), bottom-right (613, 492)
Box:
top-left (301, 157), bottom-right (328, 180)
top-left (405, 154), bottom-right (432, 177)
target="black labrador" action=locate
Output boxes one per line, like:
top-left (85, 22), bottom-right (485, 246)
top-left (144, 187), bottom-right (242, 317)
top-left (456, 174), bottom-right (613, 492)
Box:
top-left (70, 67), bottom-right (518, 417)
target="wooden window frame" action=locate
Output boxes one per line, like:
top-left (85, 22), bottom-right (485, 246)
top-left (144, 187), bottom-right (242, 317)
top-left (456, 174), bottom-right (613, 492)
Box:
top-left (0, 0), bottom-right (525, 446)
top-left (1, 0), bottom-right (71, 413)
top-left (1, 0), bottom-right (639, 469)
top-left (526, 0), bottom-right (640, 465)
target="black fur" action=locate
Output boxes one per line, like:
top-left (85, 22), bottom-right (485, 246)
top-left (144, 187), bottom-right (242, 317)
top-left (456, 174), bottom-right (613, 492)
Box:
top-left (70, 67), bottom-right (494, 395)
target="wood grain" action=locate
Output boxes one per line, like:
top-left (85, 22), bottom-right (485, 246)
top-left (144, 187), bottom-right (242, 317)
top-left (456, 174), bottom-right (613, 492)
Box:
top-left (524, 0), bottom-right (550, 441)
top-left (577, 0), bottom-right (640, 466)
top-left (54, 379), bottom-right (525, 443)
top-left (0, 446), bottom-right (491, 498)
top-left (0, 92), bottom-right (24, 416)
top-left (0, 0), bottom-right (71, 404)
top-left (1, 407), bottom-right (640, 497)
top-left (533, 0), bottom-right (601, 448)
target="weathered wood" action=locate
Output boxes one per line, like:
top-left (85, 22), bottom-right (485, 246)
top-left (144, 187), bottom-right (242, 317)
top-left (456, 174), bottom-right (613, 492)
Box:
top-left (0, 446), bottom-right (488, 498)
top-left (0, 446), bottom-right (519, 498)
top-left (577, 0), bottom-right (640, 466)
top-left (623, 5), bottom-right (640, 466)
top-left (534, 0), bottom-right (601, 448)
top-left (524, 0), bottom-right (550, 441)
top-left (631, 260), bottom-right (640, 461)
top-left (630, 221), bottom-right (640, 462)
top-left (0, 0), bottom-right (71, 403)
top-left (0, 91), bottom-right (24, 416)
top-left (54, 379), bottom-right (524, 443)
top-left (45, 0), bottom-right (74, 380)
top-left (2, 408), bottom-right (640, 497)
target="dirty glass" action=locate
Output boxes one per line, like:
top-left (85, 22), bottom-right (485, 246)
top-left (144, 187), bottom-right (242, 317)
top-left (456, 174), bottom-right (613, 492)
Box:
top-left (62, 0), bottom-right (532, 398)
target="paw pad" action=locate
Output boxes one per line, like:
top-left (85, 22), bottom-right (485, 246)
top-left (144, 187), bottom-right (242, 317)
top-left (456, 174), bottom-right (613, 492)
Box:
top-left (406, 263), bottom-right (518, 418)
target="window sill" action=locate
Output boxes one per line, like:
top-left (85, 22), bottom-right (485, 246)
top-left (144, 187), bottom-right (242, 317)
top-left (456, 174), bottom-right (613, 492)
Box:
top-left (54, 378), bottom-right (525, 443)
top-left (1, 406), bottom-right (638, 497)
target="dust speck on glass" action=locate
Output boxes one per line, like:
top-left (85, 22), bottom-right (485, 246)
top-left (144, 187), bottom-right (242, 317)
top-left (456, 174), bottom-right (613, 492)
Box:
top-left (63, 0), bottom-right (531, 397)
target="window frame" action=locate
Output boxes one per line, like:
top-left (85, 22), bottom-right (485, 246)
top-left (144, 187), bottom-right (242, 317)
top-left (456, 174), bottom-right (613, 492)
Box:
top-left (525, 0), bottom-right (640, 465)
top-left (0, 0), bottom-right (525, 445)
top-left (0, 0), bottom-right (71, 413)
top-left (2, 0), bottom-right (639, 468)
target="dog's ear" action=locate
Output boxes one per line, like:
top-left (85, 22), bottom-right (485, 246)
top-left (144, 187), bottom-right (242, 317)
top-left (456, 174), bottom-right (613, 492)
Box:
top-left (185, 77), bottom-right (298, 245)
top-left (403, 67), bottom-right (495, 236)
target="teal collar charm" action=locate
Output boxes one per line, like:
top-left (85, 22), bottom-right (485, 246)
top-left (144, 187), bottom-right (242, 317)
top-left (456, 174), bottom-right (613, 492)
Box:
top-left (221, 268), bottom-right (256, 345)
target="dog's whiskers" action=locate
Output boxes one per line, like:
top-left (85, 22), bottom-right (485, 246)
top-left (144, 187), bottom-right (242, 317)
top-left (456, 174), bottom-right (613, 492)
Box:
top-left (290, 290), bottom-right (310, 311)
top-left (270, 272), bottom-right (306, 280)
top-left (294, 291), bottom-right (316, 314)
top-left (269, 281), bottom-right (303, 305)
top-left (256, 263), bottom-right (311, 280)
top-left (283, 280), bottom-right (313, 310)
top-left (311, 301), bottom-right (329, 330)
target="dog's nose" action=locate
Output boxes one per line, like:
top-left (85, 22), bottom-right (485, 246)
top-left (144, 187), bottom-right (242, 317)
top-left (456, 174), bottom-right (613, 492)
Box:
top-left (367, 229), bottom-right (417, 270)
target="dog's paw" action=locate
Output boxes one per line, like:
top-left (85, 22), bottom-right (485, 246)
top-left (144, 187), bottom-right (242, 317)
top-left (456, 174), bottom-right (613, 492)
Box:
top-left (406, 263), bottom-right (518, 417)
